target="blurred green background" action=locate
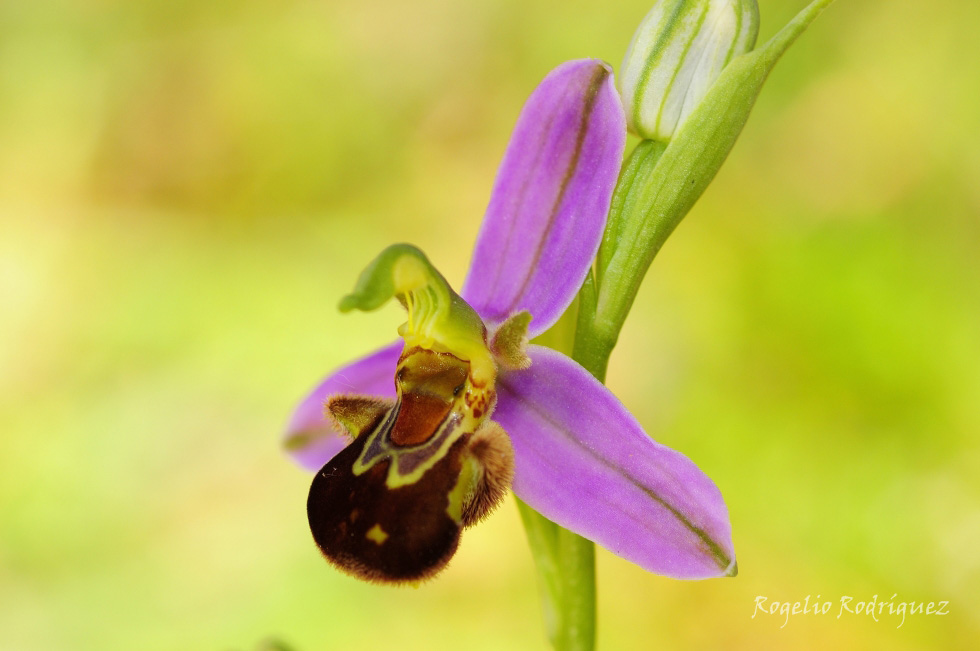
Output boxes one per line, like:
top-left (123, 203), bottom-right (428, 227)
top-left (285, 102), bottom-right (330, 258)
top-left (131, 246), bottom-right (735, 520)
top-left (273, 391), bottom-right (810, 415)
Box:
top-left (2, 0), bottom-right (978, 648)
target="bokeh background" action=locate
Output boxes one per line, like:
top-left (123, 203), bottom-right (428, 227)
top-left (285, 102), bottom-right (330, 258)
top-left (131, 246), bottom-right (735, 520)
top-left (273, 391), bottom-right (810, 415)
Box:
top-left (2, 0), bottom-right (978, 649)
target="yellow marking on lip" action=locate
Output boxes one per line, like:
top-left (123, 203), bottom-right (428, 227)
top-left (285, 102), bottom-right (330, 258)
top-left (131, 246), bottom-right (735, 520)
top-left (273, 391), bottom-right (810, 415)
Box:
top-left (445, 455), bottom-right (480, 525)
top-left (365, 524), bottom-right (389, 545)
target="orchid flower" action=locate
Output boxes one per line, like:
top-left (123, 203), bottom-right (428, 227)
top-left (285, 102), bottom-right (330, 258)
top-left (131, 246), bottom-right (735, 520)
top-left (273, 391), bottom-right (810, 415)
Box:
top-left (284, 59), bottom-right (735, 584)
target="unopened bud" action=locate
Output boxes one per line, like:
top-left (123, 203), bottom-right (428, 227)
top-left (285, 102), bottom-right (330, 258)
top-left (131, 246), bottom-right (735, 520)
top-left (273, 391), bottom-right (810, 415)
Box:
top-left (619, 0), bottom-right (759, 142)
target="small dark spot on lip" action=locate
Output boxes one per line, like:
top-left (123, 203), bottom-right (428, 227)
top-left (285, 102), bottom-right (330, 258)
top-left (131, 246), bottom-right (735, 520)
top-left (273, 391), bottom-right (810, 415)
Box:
top-left (473, 408), bottom-right (483, 418)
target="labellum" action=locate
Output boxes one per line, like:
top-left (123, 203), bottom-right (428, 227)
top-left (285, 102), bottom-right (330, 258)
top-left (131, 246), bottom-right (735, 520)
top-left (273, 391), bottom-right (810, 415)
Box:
top-left (307, 245), bottom-right (516, 583)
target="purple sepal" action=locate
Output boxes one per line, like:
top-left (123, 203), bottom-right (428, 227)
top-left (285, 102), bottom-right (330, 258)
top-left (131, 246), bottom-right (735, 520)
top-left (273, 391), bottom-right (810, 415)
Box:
top-left (495, 345), bottom-right (736, 579)
top-left (283, 341), bottom-right (401, 471)
top-left (462, 59), bottom-right (626, 337)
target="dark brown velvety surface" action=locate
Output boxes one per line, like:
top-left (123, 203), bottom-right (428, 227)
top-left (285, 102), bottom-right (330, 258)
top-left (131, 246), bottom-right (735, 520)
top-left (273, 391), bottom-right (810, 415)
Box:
top-left (307, 420), bottom-right (469, 584)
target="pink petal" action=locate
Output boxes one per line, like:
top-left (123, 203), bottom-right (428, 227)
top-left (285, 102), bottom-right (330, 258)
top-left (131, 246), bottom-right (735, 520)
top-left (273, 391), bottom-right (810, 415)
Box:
top-left (495, 345), bottom-right (736, 579)
top-left (462, 59), bottom-right (626, 337)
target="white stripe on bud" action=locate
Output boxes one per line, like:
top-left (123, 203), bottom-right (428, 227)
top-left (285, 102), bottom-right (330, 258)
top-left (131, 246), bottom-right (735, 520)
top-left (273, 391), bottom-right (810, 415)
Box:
top-left (619, 0), bottom-right (759, 142)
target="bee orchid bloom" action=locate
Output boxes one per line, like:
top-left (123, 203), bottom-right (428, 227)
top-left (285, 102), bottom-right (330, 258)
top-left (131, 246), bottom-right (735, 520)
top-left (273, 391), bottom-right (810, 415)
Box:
top-left (284, 59), bottom-right (735, 583)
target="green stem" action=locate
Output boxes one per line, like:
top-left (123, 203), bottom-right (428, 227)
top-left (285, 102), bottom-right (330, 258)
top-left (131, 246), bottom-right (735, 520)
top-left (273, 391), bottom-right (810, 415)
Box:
top-left (516, 499), bottom-right (561, 640)
top-left (553, 531), bottom-right (596, 651)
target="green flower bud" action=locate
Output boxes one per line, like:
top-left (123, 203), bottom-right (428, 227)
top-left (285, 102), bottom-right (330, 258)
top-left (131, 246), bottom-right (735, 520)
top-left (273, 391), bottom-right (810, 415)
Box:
top-left (619, 0), bottom-right (759, 142)
top-left (593, 0), bottom-right (836, 352)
